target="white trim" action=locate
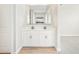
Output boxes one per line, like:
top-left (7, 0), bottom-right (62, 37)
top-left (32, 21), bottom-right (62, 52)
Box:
top-left (56, 5), bottom-right (61, 54)
top-left (12, 46), bottom-right (22, 54)
top-left (56, 47), bottom-right (61, 54)
top-left (61, 35), bottom-right (79, 37)
top-left (15, 46), bottom-right (22, 54)
top-left (11, 5), bottom-right (16, 54)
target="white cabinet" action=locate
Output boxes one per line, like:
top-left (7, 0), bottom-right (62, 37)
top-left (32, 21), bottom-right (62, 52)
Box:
top-left (23, 31), bottom-right (40, 46)
top-left (40, 31), bottom-right (55, 47)
top-left (23, 29), bottom-right (56, 47)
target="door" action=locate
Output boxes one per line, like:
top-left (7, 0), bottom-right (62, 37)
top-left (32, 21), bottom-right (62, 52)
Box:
top-left (0, 5), bottom-right (13, 53)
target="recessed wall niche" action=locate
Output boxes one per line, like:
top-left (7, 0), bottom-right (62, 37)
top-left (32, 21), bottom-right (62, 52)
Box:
top-left (25, 5), bottom-right (52, 25)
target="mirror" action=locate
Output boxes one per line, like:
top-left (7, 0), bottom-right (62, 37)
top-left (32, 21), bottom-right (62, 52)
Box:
top-left (29, 5), bottom-right (52, 25)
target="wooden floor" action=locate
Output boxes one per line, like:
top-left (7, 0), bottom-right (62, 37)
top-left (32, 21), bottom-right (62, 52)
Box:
top-left (0, 52), bottom-right (10, 54)
top-left (19, 47), bottom-right (57, 54)
top-left (0, 51), bottom-right (10, 54)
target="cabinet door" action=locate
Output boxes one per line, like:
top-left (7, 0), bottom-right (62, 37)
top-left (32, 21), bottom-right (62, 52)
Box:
top-left (40, 31), bottom-right (55, 47)
top-left (23, 31), bottom-right (40, 47)
top-left (30, 31), bottom-right (40, 46)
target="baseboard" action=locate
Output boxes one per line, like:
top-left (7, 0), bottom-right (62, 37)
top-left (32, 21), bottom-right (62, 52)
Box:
top-left (23, 46), bottom-right (56, 48)
top-left (56, 48), bottom-right (61, 54)
top-left (12, 46), bottom-right (22, 54)
top-left (16, 46), bottom-right (22, 54)
top-left (23, 46), bottom-right (55, 48)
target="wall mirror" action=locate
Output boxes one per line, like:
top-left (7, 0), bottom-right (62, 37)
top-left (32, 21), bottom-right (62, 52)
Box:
top-left (25, 5), bottom-right (52, 25)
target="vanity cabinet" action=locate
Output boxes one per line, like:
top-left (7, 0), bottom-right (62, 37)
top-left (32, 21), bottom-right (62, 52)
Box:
top-left (23, 28), bottom-right (56, 47)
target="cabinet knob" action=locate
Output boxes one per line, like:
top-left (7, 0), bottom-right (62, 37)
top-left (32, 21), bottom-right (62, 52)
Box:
top-left (31, 26), bottom-right (34, 29)
top-left (29, 35), bottom-right (32, 39)
top-left (45, 36), bottom-right (47, 39)
top-left (44, 26), bottom-right (47, 29)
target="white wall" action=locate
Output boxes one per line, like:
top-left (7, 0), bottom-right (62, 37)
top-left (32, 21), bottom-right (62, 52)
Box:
top-left (58, 4), bottom-right (79, 54)
top-left (61, 36), bottom-right (79, 54)
top-left (59, 4), bottom-right (79, 36)
top-left (15, 4), bottom-right (25, 53)
top-left (0, 5), bottom-right (14, 53)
